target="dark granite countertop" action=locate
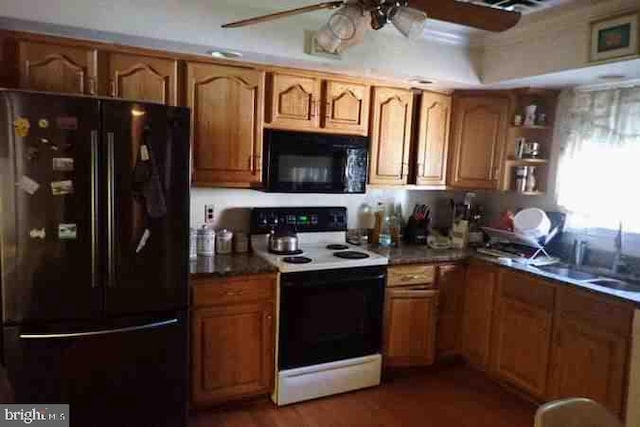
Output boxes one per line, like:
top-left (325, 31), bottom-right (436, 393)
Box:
top-left (367, 243), bottom-right (640, 307)
top-left (190, 253), bottom-right (277, 279)
top-left (366, 244), bottom-right (470, 266)
top-left (474, 255), bottom-right (640, 307)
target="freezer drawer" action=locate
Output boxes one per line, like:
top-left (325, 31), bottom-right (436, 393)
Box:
top-left (3, 311), bottom-right (188, 427)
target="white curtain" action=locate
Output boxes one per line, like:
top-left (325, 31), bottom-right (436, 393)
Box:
top-left (556, 85), bottom-right (640, 232)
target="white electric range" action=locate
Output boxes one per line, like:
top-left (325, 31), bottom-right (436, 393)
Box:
top-left (250, 207), bottom-right (388, 406)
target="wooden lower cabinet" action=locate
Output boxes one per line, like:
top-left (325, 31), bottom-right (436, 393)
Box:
top-left (491, 271), bottom-right (555, 398)
top-left (546, 287), bottom-right (633, 416)
top-left (436, 264), bottom-right (465, 358)
top-left (461, 263), bottom-right (498, 370)
top-left (383, 287), bottom-right (438, 367)
top-left (547, 315), bottom-right (629, 415)
top-left (191, 275), bottom-right (276, 406)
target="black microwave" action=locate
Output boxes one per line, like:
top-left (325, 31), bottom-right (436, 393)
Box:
top-left (263, 130), bottom-right (368, 193)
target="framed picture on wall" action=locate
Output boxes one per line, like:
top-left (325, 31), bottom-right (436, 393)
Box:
top-left (590, 11), bottom-right (639, 62)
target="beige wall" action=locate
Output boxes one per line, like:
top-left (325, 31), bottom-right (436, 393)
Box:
top-left (482, 0), bottom-right (640, 84)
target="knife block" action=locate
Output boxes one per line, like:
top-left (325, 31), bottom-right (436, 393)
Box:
top-left (404, 216), bottom-right (430, 245)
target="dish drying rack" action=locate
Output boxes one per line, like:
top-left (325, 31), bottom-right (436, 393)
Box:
top-left (479, 227), bottom-right (560, 266)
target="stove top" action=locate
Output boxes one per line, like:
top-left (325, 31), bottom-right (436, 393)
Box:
top-left (282, 256), bottom-right (313, 264)
top-left (333, 251), bottom-right (370, 260)
top-left (252, 232), bottom-right (388, 273)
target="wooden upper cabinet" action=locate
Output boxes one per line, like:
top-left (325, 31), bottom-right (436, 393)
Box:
top-left (106, 52), bottom-right (178, 105)
top-left (18, 40), bottom-right (97, 95)
top-left (268, 72), bottom-right (321, 130)
top-left (187, 62), bottom-right (265, 187)
top-left (416, 91), bottom-right (451, 186)
top-left (369, 87), bottom-right (413, 186)
top-left (461, 262), bottom-right (498, 370)
top-left (384, 288), bottom-right (438, 367)
top-left (492, 271), bottom-right (555, 398)
top-left (436, 264), bottom-right (465, 358)
top-left (322, 80), bottom-right (370, 135)
top-left (448, 94), bottom-right (509, 189)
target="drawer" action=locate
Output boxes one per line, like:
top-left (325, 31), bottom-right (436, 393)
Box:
top-left (499, 270), bottom-right (555, 310)
top-left (192, 274), bottom-right (276, 307)
top-left (556, 286), bottom-right (633, 336)
top-left (388, 265), bottom-right (436, 288)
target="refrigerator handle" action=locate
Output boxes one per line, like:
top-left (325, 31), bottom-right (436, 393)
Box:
top-left (90, 130), bottom-right (99, 288)
top-left (106, 132), bottom-right (116, 288)
top-left (18, 318), bottom-right (179, 339)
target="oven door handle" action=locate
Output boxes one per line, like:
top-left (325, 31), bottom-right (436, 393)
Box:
top-left (282, 273), bottom-right (386, 288)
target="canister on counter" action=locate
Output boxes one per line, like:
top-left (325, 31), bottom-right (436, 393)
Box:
top-left (234, 232), bottom-right (249, 253)
top-left (196, 226), bottom-right (215, 257)
top-left (189, 228), bottom-right (198, 259)
top-left (216, 229), bottom-right (233, 254)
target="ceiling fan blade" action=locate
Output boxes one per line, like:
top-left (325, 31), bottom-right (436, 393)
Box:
top-left (222, 1), bottom-right (345, 28)
top-left (410, 0), bottom-right (521, 32)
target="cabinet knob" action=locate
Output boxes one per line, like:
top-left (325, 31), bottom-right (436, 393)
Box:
top-left (325, 101), bottom-right (332, 119)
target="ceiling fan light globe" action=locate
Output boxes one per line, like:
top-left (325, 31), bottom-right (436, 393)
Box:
top-left (391, 6), bottom-right (427, 40)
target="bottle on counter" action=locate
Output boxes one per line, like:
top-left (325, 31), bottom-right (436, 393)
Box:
top-left (371, 202), bottom-right (386, 245)
top-left (379, 215), bottom-right (393, 248)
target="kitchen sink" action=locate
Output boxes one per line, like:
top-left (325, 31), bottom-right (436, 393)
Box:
top-left (586, 278), bottom-right (640, 293)
top-left (535, 265), bottom-right (599, 281)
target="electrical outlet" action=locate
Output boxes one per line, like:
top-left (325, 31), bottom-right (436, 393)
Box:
top-left (204, 205), bottom-right (215, 224)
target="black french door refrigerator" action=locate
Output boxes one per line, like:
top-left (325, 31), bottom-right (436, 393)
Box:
top-left (0, 90), bottom-right (190, 427)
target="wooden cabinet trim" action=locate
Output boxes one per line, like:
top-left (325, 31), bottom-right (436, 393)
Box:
top-left (388, 264), bottom-right (436, 287)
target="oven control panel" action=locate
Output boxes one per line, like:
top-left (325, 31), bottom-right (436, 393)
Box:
top-left (250, 207), bottom-right (347, 234)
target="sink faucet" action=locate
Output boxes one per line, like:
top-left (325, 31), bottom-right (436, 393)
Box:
top-left (612, 222), bottom-right (626, 274)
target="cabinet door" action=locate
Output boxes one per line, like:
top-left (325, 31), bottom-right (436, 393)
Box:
top-left (383, 288), bottom-right (438, 367)
top-left (461, 263), bottom-right (497, 370)
top-left (187, 62), bottom-right (264, 187)
top-left (268, 72), bottom-right (321, 130)
top-left (322, 80), bottom-right (370, 135)
top-left (107, 52), bottom-right (178, 105)
top-left (448, 95), bottom-right (509, 189)
top-left (548, 316), bottom-right (628, 416)
top-left (493, 297), bottom-right (553, 397)
top-left (436, 264), bottom-right (465, 358)
top-left (191, 301), bottom-right (274, 406)
top-left (18, 40), bottom-right (97, 95)
top-left (416, 91), bottom-right (451, 186)
top-left (369, 87), bottom-right (413, 186)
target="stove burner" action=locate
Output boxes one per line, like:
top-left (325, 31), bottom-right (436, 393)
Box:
top-left (282, 256), bottom-right (313, 264)
top-left (270, 249), bottom-right (303, 256)
top-left (333, 251), bottom-right (370, 260)
top-left (326, 244), bottom-right (349, 250)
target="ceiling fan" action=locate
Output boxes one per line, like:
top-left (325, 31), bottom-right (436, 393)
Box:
top-left (222, 1), bottom-right (521, 53)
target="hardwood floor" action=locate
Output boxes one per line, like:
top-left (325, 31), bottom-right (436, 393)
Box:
top-left (190, 364), bottom-right (537, 427)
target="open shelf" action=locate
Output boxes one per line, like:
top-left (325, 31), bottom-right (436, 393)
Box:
top-left (510, 125), bottom-right (553, 130)
top-left (505, 158), bottom-right (550, 165)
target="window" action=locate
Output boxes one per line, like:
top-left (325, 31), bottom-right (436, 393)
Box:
top-left (555, 86), bottom-right (640, 233)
